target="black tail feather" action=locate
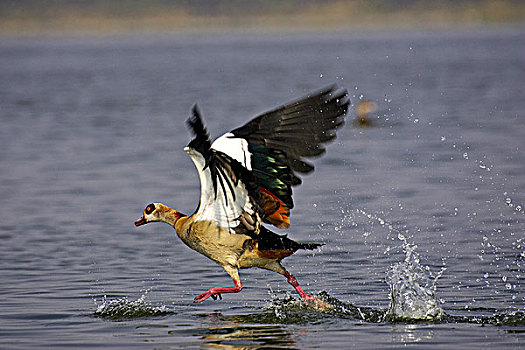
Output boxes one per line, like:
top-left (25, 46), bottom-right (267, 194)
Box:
top-left (256, 226), bottom-right (323, 251)
top-left (298, 242), bottom-right (324, 250)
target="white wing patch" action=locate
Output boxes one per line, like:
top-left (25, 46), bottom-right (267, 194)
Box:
top-left (185, 147), bottom-right (255, 231)
top-left (211, 133), bottom-right (252, 170)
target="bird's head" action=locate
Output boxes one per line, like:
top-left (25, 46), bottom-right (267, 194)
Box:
top-left (135, 203), bottom-right (182, 227)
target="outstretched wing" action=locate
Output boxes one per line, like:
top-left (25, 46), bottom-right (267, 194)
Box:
top-left (216, 84), bottom-right (350, 229)
top-left (186, 106), bottom-right (263, 236)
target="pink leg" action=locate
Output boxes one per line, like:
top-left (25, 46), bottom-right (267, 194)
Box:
top-left (194, 280), bottom-right (243, 303)
top-left (284, 271), bottom-right (315, 301)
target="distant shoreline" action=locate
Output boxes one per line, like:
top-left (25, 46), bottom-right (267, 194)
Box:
top-left (1, 0), bottom-right (524, 37)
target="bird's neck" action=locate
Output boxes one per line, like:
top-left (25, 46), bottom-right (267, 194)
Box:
top-left (159, 206), bottom-right (186, 228)
top-left (155, 204), bottom-right (192, 246)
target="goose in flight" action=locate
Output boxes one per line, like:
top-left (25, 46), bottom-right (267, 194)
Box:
top-left (135, 85), bottom-right (349, 303)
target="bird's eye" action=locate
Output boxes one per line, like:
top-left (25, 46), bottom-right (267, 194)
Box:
top-left (145, 203), bottom-right (155, 215)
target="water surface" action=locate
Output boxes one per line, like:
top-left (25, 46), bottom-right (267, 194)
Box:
top-left (1, 28), bottom-right (524, 349)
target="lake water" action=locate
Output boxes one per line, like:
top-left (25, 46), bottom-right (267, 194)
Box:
top-left (1, 28), bottom-right (524, 349)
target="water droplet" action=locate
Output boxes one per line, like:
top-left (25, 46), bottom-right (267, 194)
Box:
top-left (505, 283), bottom-right (512, 290)
top-left (319, 74), bottom-right (323, 78)
top-left (463, 152), bottom-right (469, 160)
top-left (440, 136), bottom-right (446, 142)
top-left (502, 275), bottom-right (507, 282)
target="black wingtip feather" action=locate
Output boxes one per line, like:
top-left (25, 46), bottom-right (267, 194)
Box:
top-left (186, 104), bottom-right (211, 155)
top-left (229, 84), bottom-right (349, 213)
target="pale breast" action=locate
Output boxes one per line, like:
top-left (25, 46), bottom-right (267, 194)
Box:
top-left (176, 218), bottom-right (251, 267)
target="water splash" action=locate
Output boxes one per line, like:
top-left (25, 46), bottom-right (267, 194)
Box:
top-left (261, 291), bottom-right (525, 326)
top-left (352, 209), bottom-right (446, 321)
top-left (90, 290), bottom-right (524, 326)
top-left (263, 291), bottom-right (385, 324)
top-left (319, 208), bottom-right (525, 327)
top-left (386, 239), bottom-right (445, 321)
top-left (94, 294), bottom-right (171, 319)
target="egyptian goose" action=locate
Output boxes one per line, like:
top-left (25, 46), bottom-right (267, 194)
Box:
top-left (135, 85), bottom-right (349, 303)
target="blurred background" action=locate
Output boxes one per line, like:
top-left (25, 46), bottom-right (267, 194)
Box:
top-left (1, 0), bottom-right (524, 35)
